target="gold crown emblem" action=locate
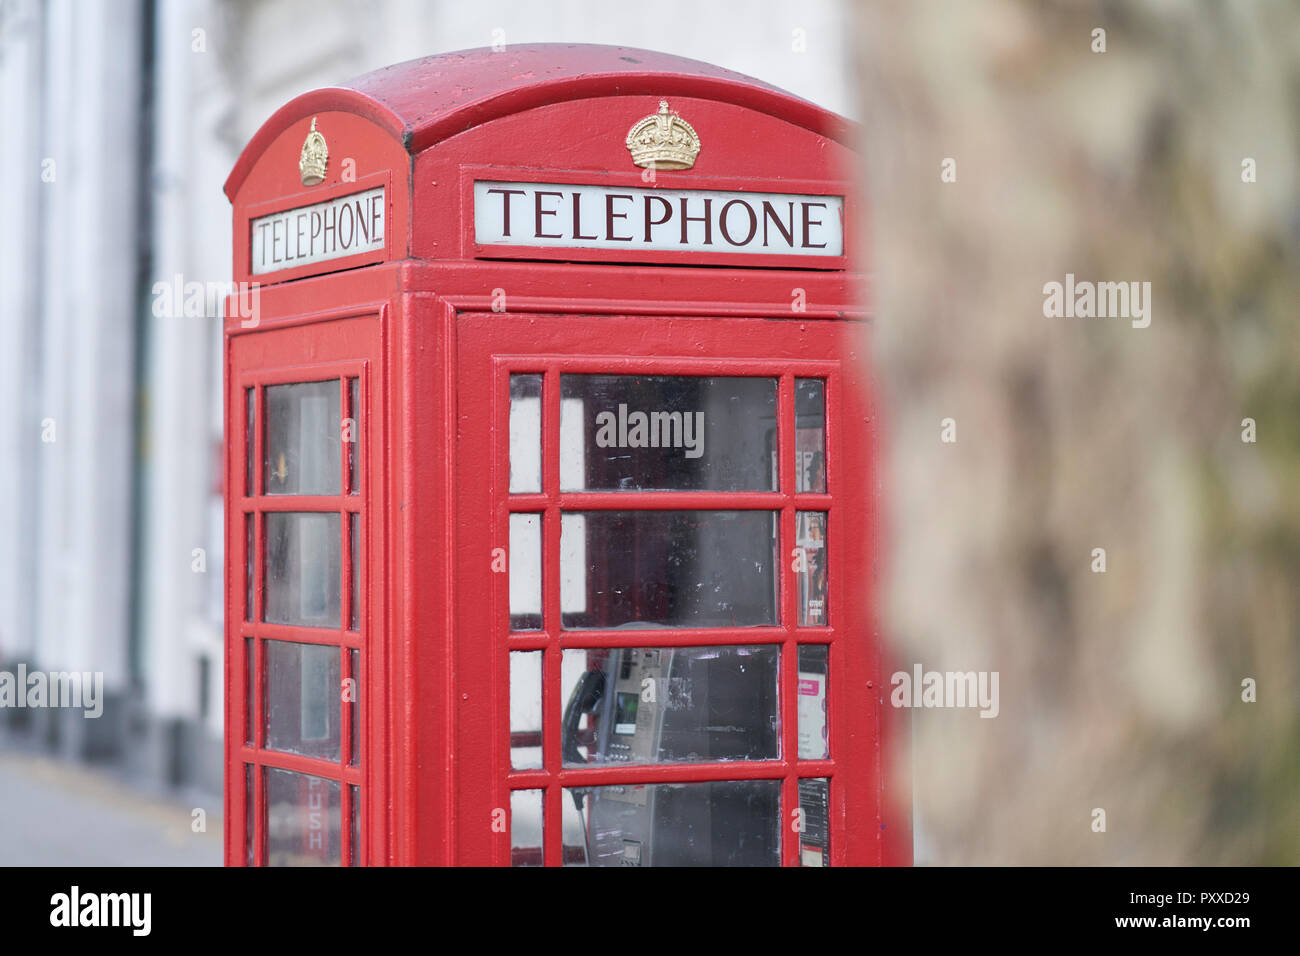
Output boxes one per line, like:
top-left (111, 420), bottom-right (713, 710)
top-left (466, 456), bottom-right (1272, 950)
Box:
top-left (625, 100), bottom-right (701, 171)
top-left (299, 117), bottom-right (328, 186)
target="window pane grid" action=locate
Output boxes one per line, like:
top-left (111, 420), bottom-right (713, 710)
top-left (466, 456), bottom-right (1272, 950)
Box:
top-left (505, 367), bottom-right (836, 865)
top-left (789, 372), bottom-right (832, 861)
top-left (777, 374), bottom-right (801, 867)
top-left (241, 371), bottom-right (365, 867)
top-left (341, 779), bottom-right (355, 866)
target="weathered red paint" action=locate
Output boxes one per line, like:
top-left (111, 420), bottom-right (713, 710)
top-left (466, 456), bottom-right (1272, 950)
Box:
top-left (223, 43), bottom-right (909, 866)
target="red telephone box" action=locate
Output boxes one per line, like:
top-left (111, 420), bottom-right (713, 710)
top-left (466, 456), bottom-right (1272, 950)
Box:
top-left (223, 43), bottom-right (909, 866)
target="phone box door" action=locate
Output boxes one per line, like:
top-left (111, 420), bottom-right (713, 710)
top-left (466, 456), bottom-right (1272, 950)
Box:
top-left (453, 310), bottom-right (880, 867)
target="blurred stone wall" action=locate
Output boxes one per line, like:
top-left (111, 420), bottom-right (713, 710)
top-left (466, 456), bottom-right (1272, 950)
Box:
top-left (853, 0), bottom-right (1300, 863)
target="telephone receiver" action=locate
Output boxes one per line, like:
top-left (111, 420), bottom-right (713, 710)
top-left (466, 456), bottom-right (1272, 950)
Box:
top-left (561, 668), bottom-right (605, 816)
top-left (561, 623), bottom-right (671, 770)
top-left (561, 669), bottom-right (605, 766)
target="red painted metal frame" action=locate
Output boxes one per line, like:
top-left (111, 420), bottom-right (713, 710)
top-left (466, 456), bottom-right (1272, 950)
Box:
top-left (224, 44), bottom-right (909, 868)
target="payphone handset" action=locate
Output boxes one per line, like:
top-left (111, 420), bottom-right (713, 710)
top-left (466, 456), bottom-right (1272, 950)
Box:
top-left (561, 641), bottom-right (781, 866)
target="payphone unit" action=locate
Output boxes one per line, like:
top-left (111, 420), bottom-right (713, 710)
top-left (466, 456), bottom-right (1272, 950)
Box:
top-left (564, 644), bottom-right (784, 866)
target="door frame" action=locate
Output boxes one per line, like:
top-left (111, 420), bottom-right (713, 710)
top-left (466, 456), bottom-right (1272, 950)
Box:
top-left (453, 310), bottom-right (880, 866)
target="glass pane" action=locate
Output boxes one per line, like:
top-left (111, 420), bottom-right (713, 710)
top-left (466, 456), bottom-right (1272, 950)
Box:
top-left (244, 514), bottom-right (254, 622)
top-left (245, 638), bottom-right (254, 745)
top-left (265, 640), bottom-right (341, 761)
top-left (798, 778), bottom-right (831, 866)
top-left (245, 764), bottom-right (254, 866)
top-left (265, 512), bottom-right (341, 626)
top-left (510, 651), bottom-right (543, 769)
top-left (560, 375), bottom-right (777, 491)
top-left (509, 513), bottom-right (542, 630)
top-left (796, 512), bottom-right (828, 626)
top-left (349, 512), bottom-right (360, 631)
top-left (349, 647), bottom-right (360, 767)
top-left (350, 785), bottom-right (361, 866)
top-left (265, 768), bottom-right (341, 867)
top-left (798, 645), bottom-right (829, 760)
top-left (347, 378), bottom-right (360, 495)
top-left (561, 646), bottom-right (779, 766)
top-left (560, 511), bottom-right (778, 629)
top-left (561, 786), bottom-right (587, 867)
top-left (511, 789), bottom-right (544, 867)
top-left (795, 379), bottom-right (826, 493)
top-left (562, 780), bottom-right (780, 866)
top-left (510, 374), bottom-right (542, 494)
top-left (265, 380), bottom-right (341, 495)
top-left (245, 387), bottom-right (255, 495)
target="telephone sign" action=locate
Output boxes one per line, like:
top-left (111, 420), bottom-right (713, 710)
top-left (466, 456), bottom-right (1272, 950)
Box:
top-left (251, 186), bottom-right (386, 274)
top-left (223, 43), bottom-right (909, 867)
top-left (472, 180), bottom-right (844, 256)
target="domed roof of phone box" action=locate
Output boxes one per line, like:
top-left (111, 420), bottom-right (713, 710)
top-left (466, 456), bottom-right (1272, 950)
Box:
top-left (225, 42), bottom-right (854, 199)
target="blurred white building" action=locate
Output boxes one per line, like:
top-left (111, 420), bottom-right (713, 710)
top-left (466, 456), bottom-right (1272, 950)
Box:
top-left (0, 0), bottom-right (852, 795)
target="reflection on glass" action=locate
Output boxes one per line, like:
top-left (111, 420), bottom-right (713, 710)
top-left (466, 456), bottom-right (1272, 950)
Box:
top-left (264, 512), bottom-right (341, 626)
top-left (511, 789), bottom-right (543, 867)
top-left (560, 511), bottom-right (778, 629)
top-left (560, 375), bottom-right (777, 491)
top-left (561, 785), bottom-right (587, 867)
top-left (562, 780), bottom-right (780, 866)
top-left (266, 768), bottom-right (341, 866)
top-left (798, 778), bottom-right (831, 866)
top-left (509, 513), bottom-right (542, 630)
top-left (560, 646), bottom-right (779, 766)
top-left (245, 764), bottom-right (254, 866)
top-left (350, 785), bottom-right (360, 866)
top-left (245, 387), bottom-right (255, 495)
top-left (245, 638), bottom-right (254, 745)
top-left (265, 640), bottom-right (340, 760)
top-left (510, 651), bottom-right (542, 769)
top-left (347, 377), bottom-right (360, 495)
top-left (797, 645), bottom-right (829, 760)
top-left (244, 514), bottom-right (254, 622)
top-left (349, 647), bottom-right (360, 767)
top-left (796, 512), bottom-right (828, 626)
top-left (509, 374), bottom-right (542, 494)
top-left (265, 381), bottom-right (341, 495)
top-left (795, 379), bottom-right (826, 493)
top-left (349, 512), bottom-right (360, 631)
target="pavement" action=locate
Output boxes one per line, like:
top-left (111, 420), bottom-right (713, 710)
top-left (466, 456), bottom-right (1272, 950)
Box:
top-left (0, 747), bottom-right (222, 866)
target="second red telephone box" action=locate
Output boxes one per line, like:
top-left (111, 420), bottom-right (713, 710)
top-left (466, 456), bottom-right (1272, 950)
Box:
top-left (223, 43), bottom-right (908, 866)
